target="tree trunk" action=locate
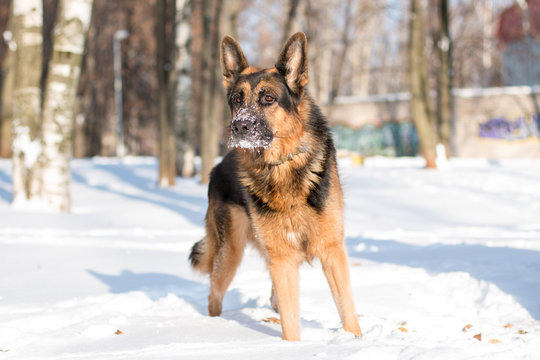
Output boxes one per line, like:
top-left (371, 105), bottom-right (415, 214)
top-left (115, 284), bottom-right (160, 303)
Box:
top-left (281, 0), bottom-right (300, 44)
top-left (409, 0), bottom-right (437, 169)
top-left (219, 0), bottom-right (240, 136)
top-left (156, 0), bottom-right (177, 187)
top-left (436, 0), bottom-right (452, 157)
top-left (304, 0), bottom-right (325, 104)
top-left (1, 25), bottom-right (14, 158)
top-left (226, 0), bottom-right (240, 39)
top-left (329, 0), bottom-right (354, 105)
top-left (175, 0), bottom-right (195, 178)
top-left (190, 0), bottom-right (204, 177)
top-left (11, 0), bottom-right (44, 204)
top-left (40, 0), bottom-right (93, 211)
top-left (199, 0), bottom-right (222, 184)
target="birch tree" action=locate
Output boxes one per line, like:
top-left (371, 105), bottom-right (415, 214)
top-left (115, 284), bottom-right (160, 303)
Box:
top-left (175, 0), bottom-right (195, 178)
top-left (40, 0), bottom-right (93, 211)
top-left (11, 0), bottom-right (43, 204)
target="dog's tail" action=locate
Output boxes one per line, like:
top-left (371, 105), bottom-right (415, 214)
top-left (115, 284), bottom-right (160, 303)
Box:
top-left (189, 237), bottom-right (213, 274)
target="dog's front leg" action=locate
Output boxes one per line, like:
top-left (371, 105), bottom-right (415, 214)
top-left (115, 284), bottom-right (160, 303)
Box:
top-left (320, 243), bottom-right (362, 337)
top-left (268, 256), bottom-right (301, 341)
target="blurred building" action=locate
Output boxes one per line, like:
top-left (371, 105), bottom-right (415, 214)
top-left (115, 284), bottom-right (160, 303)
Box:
top-left (330, 87), bottom-right (540, 158)
top-left (497, 0), bottom-right (540, 86)
top-left (329, 0), bottom-right (540, 159)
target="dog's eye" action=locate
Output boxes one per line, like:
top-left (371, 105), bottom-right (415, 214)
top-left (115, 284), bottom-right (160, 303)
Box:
top-left (234, 95), bottom-right (242, 105)
top-left (263, 95), bottom-right (275, 104)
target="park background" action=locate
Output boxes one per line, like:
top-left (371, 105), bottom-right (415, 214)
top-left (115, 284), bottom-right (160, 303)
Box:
top-left (0, 1), bottom-right (540, 359)
top-left (1, 0), bottom-right (540, 211)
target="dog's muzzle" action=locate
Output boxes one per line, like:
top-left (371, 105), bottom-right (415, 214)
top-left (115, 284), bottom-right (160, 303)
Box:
top-left (229, 108), bottom-right (273, 149)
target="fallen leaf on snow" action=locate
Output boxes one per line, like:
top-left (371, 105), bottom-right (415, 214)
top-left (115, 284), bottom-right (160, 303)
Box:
top-left (473, 333), bottom-right (482, 341)
top-left (518, 329), bottom-right (528, 335)
top-left (0, 349), bottom-right (10, 353)
top-left (262, 317), bottom-right (281, 325)
top-left (398, 327), bottom-right (408, 333)
top-left (115, 329), bottom-right (124, 335)
top-left (504, 324), bottom-right (512, 328)
top-left (462, 324), bottom-right (473, 332)
top-left (489, 339), bottom-right (501, 344)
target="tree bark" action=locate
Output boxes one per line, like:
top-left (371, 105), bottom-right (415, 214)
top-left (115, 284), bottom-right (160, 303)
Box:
top-left (281, 0), bottom-right (300, 44)
top-left (409, 0), bottom-right (437, 169)
top-left (175, 0), bottom-right (195, 178)
top-left (303, 0), bottom-right (326, 104)
top-left (40, 0), bottom-right (93, 211)
top-left (1, 20), bottom-right (14, 158)
top-left (436, 0), bottom-right (452, 157)
top-left (11, 0), bottom-right (44, 203)
top-left (329, 0), bottom-right (354, 105)
top-left (226, 0), bottom-right (240, 40)
top-left (219, 0), bottom-right (240, 137)
top-left (190, 0), bottom-right (204, 176)
top-left (199, 0), bottom-right (222, 184)
top-left (156, 0), bottom-right (177, 187)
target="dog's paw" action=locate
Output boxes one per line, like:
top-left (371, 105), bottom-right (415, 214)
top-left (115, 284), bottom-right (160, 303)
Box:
top-left (208, 300), bottom-right (222, 317)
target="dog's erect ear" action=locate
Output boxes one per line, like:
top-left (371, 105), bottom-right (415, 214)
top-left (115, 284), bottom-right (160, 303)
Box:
top-left (221, 36), bottom-right (248, 89)
top-left (275, 32), bottom-right (308, 96)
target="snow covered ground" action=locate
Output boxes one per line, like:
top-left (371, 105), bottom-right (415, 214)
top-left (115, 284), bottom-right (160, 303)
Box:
top-left (0, 156), bottom-right (539, 359)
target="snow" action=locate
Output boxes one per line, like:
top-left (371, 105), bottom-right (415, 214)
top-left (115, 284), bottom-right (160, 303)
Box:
top-left (0, 156), bottom-right (539, 359)
top-left (11, 125), bottom-right (42, 169)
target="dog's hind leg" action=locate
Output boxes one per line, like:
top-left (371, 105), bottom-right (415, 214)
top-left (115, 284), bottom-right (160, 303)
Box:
top-left (319, 243), bottom-right (362, 337)
top-left (207, 205), bottom-right (250, 316)
top-left (208, 242), bottom-right (245, 316)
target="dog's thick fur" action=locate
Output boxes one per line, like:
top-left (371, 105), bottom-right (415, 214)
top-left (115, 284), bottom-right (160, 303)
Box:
top-left (189, 32), bottom-right (362, 341)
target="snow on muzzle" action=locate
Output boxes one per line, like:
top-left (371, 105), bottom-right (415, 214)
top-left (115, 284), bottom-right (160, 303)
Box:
top-left (229, 106), bottom-right (273, 149)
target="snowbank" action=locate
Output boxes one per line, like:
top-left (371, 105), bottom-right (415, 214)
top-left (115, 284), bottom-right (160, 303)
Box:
top-left (0, 157), bottom-right (539, 359)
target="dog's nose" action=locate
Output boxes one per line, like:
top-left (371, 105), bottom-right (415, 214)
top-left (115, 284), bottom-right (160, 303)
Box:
top-left (232, 119), bottom-right (253, 135)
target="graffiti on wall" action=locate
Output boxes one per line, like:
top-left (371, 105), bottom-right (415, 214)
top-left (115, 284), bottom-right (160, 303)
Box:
top-left (479, 114), bottom-right (540, 140)
top-left (331, 122), bottom-right (419, 156)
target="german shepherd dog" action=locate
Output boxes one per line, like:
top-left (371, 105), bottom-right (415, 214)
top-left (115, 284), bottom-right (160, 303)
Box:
top-left (189, 32), bottom-right (362, 341)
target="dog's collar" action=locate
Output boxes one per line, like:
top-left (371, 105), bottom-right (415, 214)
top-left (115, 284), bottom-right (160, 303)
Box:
top-left (268, 146), bottom-right (308, 166)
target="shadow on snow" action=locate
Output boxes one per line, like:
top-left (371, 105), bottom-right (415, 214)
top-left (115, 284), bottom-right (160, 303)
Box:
top-left (71, 162), bottom-right (206, 226)
top-left (87, 268), bottom-right (282, 338)
top-left (0, 160), bottom-right (207, 226)
top-left (347, 236), bottom-right (540, 320)
top-left (0, 169), bottom-right (12, 203)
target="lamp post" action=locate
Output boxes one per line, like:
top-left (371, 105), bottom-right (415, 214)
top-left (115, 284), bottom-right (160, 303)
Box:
top-left (113, 29), bottom-right (129, 157)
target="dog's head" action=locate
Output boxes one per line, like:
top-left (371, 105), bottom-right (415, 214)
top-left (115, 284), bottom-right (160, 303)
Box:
top-left (220, 33), bottom-right (308, 152)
